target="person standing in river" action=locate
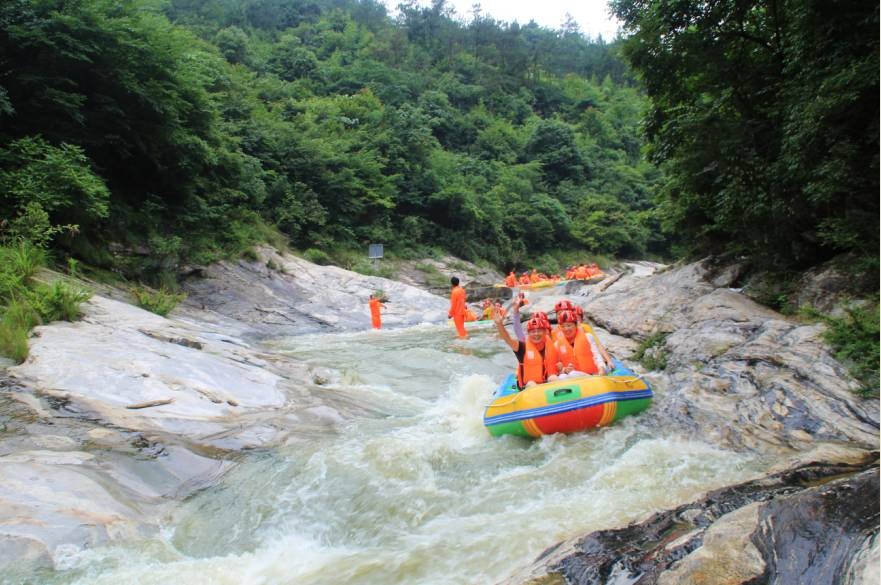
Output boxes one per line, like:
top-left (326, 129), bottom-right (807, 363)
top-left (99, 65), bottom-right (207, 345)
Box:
top-left (368, 292), bottom-right (385, 330)
top-left (448, 276), bottom-right (468, 339)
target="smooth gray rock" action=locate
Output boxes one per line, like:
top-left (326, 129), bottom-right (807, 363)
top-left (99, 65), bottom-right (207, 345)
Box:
top-left (580, 261), bottom-right (878, 455)
top-left (180, 246), bottom-right (449, 338)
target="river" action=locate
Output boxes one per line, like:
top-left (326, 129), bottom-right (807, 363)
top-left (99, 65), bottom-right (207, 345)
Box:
top-left (23, 322), bottom-right (766, 585)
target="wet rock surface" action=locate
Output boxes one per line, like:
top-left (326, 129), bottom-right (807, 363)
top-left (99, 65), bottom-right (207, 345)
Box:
top-left (571, 260), bottom-right (878, 454)
top-left (180, 246), bottom-right (449, 339)
top-left (504, 260), bottom-right (879, 584)
top-left (508, 458), bottom-right (879, 585)
top-left (0, 380), bottom-right (232, 569)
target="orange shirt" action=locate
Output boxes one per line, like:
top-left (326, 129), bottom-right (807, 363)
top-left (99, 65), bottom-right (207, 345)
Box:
top-left (449, 286), bottom-right (466, 316)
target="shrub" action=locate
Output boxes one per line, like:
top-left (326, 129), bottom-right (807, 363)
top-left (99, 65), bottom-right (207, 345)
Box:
top-left (3, 202), bottom-right (78, 248)
top-left (632, 332), bottom-right (669, 371)
top-left (37, 281), bottom-right (91, 322)
top-left (0, 136), bottom-right (109, 230)
top-left (1, 241), bottom-right (46, 281)
top-left (0, 318), bottom-right (30, 363)
top-left (802, 300), bottom-right (880, 396)
top-left (131, 287), bottom-right (187, 317)
top-left (303, 248), bottom-right (332, 265)
top-left (0, 241), bottom-right (89, 363)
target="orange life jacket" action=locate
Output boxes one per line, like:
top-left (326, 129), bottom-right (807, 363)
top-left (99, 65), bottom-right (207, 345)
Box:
top-left (517, 337), bottom-right (558, 388)
top-left (505, 273), bottom-right (517, 287)
top-left (553, 326), bottom-right (598, 374)
top-left (464, 308), bottom-right (477, 322)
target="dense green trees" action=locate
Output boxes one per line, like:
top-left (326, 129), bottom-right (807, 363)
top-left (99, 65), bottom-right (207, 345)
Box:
top-left (611, 0), bottom-right (879, 270)
top-left (0, 0), bottom-right (666, 277)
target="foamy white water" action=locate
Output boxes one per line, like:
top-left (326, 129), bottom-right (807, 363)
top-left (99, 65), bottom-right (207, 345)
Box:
top-left (24, 324), bottom-right (764, 585)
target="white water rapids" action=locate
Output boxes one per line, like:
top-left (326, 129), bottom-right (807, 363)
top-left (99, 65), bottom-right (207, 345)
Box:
top-left (28, 322), bottom-right (766, 585)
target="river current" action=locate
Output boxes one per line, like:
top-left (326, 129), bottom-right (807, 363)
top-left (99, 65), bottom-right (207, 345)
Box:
top-left (30, 322), bottom-right (764, 584)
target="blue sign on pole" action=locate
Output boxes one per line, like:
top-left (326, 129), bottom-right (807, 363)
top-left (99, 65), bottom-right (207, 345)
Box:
top-left (368, 244), bottom-right (384, 259)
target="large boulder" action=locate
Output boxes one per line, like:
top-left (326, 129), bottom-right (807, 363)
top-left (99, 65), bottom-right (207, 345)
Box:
top-left (569, 260), bottom-right (878, 455)
top-left (180, 246), bottom-right (449, 338)
top-left (0, 382), bottom-right (232, 570)
top-left (507, 459), bottom-right (879, 585)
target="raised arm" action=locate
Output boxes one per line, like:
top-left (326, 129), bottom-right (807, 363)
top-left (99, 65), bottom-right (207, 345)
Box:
top-left (511, 299), bottom-right (525, 342)
top-left (493, 308), bottom-right (519, 351)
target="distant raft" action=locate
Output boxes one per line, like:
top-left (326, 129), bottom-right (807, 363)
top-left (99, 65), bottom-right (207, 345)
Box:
top-left (517, 280), bottom-right (560, 290)
top-left (483, 361), bottom-right (652, 438)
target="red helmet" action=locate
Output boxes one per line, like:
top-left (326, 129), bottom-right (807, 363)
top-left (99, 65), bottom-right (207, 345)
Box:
top-left (526, 316), bottom-right (547, 332)
top-left (574, 306), bottom-right (584, 321)
top-left (557, 309), bottom-right (578, 324)
top-left (554, 299), bottom-right (575, 313)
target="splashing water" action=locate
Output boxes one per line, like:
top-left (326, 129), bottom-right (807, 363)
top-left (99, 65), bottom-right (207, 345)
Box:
top-left (29, 323), bottom-right (763, 585)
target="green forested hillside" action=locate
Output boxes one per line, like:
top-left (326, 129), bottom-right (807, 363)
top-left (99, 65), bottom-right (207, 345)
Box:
top-left (0, 0), bottom-right (662, 279)
top-left (1, 0), bottom-right (876, 283)
top-left (611, 0), bottom-right (879, 272)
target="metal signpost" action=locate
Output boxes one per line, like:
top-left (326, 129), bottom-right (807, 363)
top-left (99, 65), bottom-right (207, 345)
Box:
top-left (368, 243), bottom-right (384, 269)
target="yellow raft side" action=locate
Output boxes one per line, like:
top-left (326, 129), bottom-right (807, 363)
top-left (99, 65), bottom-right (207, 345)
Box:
top-left (484, 374), bottom-right (646, 419)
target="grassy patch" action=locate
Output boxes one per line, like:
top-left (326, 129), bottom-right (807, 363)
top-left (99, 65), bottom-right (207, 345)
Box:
top-left (0, 242), bottom-right (92, 362)
top-left (351, 259), bottom-right (396, 279)
top-left (802, 299), bottom-right (879, 396)
top-left (303, 248), bottom-right (333, 265)
top-left (36, 280), bottom-right (92, 321)
top-left (131, 287), bottom-right (187, 317)
top-left (632, 331), bottom-right (669, 371)
top-left (416, 263), bottom-right (449, 288)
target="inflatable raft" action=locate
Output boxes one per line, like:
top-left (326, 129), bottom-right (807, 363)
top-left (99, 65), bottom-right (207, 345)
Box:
top-left (483, 360), bottom-right (652, 438)
top-left (518, 280), bottom-right (560, 290)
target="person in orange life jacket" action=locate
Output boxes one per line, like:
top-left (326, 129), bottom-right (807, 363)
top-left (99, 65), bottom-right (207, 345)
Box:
top-left (480, 299), bottom-right (493, 321)
top-left (505, 271), bottom-right (517, 287)
top-left (553, 300), bottom-right (614, 374)
top-left (464, 307), bottom-right (478, 322)
top-left (448, 276), bottom-right (468, 339)
top-left (553, 309), bottom-right (597, 376)
top-left (493, 298), bottom-right (559, 388)
top-left (519, 272), bottom-right (531, 285)
top-left (368, 293), bottom-right (385, 329)
top-left (493, 301), bottom-right (507, 319)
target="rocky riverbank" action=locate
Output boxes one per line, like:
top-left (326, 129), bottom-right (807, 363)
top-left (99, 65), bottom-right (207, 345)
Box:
top-left (1, 250), bottom-right (877, 581)
top-left (504, 259), bottom-right (879, 584)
